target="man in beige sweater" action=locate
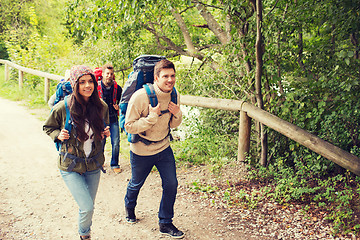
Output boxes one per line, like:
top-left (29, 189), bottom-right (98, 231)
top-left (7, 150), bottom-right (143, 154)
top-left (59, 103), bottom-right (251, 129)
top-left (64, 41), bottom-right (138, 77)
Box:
top-left (124, 59), bottom-right (184, 238)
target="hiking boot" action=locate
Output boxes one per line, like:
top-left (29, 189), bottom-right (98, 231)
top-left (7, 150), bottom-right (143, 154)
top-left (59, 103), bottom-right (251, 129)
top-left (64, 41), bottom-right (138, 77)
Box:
top-left (159, 223), bottom-right (184, 239)
top-left (80, 235), bottom-right (91, 240)
top-left (125, 207), bottom-right (136, 224)
top-left (113, 168), bottom-right (122, 174)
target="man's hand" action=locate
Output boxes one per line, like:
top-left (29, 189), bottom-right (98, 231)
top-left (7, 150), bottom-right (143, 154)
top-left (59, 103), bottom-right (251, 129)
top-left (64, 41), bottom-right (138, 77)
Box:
top-left (113, 104), bottom-right (119, 111)
top-left (57, 129), bottom-right (70, 141)
top-left (102, 126), bottom-right (110, 139)
top-left (168, 101), bottom-right (180, 115)
top-left (149, 103), bottom-right (161, 116)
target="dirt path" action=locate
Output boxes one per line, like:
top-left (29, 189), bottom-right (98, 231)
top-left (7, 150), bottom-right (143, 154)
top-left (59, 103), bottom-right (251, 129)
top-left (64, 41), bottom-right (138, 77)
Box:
top-left (0, 97), bottom-right (254, 240)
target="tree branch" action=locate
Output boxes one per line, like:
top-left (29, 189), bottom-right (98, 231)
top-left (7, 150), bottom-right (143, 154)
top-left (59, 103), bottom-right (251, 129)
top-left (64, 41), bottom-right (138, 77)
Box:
top-left (144, 22), bottom-right (188, 55)
top-left (170, 7), bottom-right (197, 55)
top-left (193, 0), bottom-right (230, 45)
top-left (265, 0), bottom-right (280, 17)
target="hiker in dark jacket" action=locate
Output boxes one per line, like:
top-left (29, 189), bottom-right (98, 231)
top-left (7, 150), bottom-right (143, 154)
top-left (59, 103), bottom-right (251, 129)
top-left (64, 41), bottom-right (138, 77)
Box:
top-left (43, 65), bottom-right (110, 240)
top-left (97, 63), bottom-right (122, 173)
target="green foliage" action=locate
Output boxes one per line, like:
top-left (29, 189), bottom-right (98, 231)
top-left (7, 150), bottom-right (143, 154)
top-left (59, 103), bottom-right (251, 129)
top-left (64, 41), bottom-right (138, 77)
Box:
top-left (172, 121), bottom-right (237, 166)
top-left (190, 180), bottom-right (218, 194)
top-left (247, 160), bottom-right (360, 236)
top-left (172, 103), bottom-right (238, 166)
top-left (0, 41), bottom-right (9, 60)
top-left (2, 0), bottom-right (360, 236)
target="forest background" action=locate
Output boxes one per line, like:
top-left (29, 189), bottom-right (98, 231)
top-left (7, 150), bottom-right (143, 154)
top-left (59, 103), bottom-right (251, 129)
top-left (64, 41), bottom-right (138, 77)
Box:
top-left (1, 0), bottom-right (360, 237)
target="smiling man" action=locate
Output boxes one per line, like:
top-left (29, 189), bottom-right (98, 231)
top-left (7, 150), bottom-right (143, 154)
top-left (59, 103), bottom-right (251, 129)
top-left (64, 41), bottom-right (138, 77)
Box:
top-left (123, 59), bottom-right (184, 238)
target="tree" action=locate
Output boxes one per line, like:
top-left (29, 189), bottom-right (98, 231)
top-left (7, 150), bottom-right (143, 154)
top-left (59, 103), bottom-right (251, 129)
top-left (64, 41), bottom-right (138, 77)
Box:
top-left (64, 0), bottom-right (360, 163)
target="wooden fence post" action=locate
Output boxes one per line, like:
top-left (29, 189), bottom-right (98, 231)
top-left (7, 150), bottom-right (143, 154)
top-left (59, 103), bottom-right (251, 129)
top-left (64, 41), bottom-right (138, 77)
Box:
top-left (18, 70), bottom-right (23, 89)
top-left (5, 63), bottom-right (10, 81)
top-left (238, 110), bottom-right (251, 162)
top-left (44, 77), bottom-right (50, 103)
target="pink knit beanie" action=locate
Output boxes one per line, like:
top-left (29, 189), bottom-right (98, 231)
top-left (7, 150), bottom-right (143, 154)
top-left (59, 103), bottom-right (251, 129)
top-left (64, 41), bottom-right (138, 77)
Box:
top-left (69, 65), bottom-right (95, 87)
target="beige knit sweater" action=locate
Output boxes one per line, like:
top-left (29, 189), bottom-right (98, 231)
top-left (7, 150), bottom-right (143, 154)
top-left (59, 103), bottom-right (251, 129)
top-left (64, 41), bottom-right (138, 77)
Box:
top-left (124, 83), bottom-right (182, 156)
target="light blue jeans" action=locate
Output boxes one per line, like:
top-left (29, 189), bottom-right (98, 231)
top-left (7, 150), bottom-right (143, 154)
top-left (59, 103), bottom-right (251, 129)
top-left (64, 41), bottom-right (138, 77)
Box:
top-left (60, 169), bottom-right (101, 236)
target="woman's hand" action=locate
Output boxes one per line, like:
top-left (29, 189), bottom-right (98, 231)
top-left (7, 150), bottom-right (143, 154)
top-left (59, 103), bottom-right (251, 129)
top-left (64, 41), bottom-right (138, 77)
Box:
top-left (57, 129), bottom-right (70, 141)
top-left (102, 126), bottom-right (110, 139)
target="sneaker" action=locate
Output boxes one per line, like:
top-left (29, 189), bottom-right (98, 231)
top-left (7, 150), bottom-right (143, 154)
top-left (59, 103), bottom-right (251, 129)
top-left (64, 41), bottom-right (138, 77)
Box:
top-left (113, 168), bottom-right (122, 174)
top-left (80, 235), bottom-right (91, 240)
top-left (159, 223), bottom-right (184, 239)
top-left (125, 207), bottom-right (136, 224)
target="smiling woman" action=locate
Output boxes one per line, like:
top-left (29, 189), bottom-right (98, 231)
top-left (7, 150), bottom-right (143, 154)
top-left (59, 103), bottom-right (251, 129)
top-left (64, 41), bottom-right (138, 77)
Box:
top-left (77, 74), bottom-right (95, 101)
top-left (43, 65), bottom-right (110, 240)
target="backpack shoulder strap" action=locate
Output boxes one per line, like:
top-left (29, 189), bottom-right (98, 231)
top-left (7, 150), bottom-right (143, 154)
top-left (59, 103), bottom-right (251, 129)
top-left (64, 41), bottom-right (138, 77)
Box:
top-left (61, 82), bottom-right (67, 98)
top-left (113, 81), bottom-right (118, 104)
top-left (64, 95), bottom-right (72, 133)
top-left (171, 87), bottom-right (177, 104)
top-left (144, 83), bottom-right (158, 107)
top-left (97, 80), bottom-right (103, 98)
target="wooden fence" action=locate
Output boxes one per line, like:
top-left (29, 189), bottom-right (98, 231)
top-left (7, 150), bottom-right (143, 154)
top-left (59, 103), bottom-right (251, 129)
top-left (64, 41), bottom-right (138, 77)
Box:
top-left (2, 59), bottom-right (360, 176)
top-left (0, 59), bottom-right (63, 102)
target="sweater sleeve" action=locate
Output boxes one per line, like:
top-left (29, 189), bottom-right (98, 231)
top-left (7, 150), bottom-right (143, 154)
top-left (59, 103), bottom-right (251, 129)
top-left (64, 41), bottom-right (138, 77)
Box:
top-left (124, 90), bottom-right (159, 134)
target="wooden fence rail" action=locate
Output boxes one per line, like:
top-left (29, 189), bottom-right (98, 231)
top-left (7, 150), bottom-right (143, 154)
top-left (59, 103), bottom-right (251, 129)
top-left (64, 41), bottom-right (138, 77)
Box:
top-left (2, 59), bottom-right (360, 176)
top-left (0, 59), bottom-right (63, 102)
top-left (180, 95), bottom-right (360, 176)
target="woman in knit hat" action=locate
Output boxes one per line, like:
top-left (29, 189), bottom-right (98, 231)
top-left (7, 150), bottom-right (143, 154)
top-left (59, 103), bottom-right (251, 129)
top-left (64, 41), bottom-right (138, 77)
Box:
top-left (43, 65), bottom-right (110, 240)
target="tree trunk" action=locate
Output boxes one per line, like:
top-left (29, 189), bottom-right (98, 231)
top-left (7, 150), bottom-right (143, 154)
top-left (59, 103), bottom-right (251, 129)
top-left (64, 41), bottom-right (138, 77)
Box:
top-left (350, 33), bottom-right (360, 77)
top-left (255, 0), bottom-right (267, 166)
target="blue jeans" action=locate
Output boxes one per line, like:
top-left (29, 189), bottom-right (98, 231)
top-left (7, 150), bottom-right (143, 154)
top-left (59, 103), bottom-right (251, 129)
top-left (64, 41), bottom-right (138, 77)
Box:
top-left (107, 121), bottom-right (120, 168)
top-left (124, 146), bottom-right (178, 224)
top-left (60, 169), bottom-right (101, 236)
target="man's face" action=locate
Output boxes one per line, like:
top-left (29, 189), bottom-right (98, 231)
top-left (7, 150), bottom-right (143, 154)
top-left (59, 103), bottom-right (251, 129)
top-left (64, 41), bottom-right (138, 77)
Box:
top-left (155, 68), bottom-right (176, 93)
top-left (103, 68), bottom-right (114, 86)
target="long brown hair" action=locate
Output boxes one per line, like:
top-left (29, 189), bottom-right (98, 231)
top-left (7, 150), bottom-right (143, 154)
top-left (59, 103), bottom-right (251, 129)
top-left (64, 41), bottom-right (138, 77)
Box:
top-left (69, 75), bottom-right (104, 141)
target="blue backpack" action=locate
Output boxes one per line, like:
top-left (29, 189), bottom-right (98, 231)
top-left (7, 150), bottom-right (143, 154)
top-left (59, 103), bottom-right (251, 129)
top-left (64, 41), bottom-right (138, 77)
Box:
top-left (54, 80), bottom-right (72, 106)
top-left (119, 55), bottom-right (177, 143)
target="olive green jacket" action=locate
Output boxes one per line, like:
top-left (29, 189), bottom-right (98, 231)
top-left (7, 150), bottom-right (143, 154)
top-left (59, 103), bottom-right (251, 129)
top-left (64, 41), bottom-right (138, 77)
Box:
top-left (43, 99), bottom-right (109, 174)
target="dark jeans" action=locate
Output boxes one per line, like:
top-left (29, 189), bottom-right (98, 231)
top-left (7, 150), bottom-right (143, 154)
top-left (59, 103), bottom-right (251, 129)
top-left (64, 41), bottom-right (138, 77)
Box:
top-left (124, 146), bottom-right (178, 224)
top-left (103, 121), bottom-right (120, 168)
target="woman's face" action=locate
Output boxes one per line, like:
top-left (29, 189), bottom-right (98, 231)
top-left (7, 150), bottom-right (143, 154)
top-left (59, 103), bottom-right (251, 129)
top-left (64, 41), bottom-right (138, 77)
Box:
top-left (78, 74), bottom-right (94, 101)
